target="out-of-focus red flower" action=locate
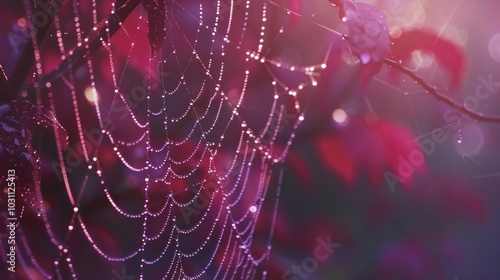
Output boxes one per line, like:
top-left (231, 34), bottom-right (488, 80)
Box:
top-left (315, 117), bottom-right (425, 188)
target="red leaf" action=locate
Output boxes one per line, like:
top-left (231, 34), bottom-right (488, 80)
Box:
top-left (107, 7), bottom-right (152, 77)
top-left (286, 151), bottom-right (314, 190)
top-left (143, 0), bottom-right (166, 54)
top-left (390, 29), bottom-right (466, 88)
top-left (377, 120), bottom-right (425, 188)
top-left (316, 133), bottom-right (356, 184)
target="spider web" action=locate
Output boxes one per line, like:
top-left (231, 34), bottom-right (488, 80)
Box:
top-left (3, 0), bottom-right (334, 279)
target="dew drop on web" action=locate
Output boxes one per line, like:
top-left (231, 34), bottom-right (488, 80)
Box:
top-left (457, 129), bottom-right (463, 144)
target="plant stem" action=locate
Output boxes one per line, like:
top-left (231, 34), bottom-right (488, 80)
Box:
top-left (384, 58), bottom-right (500, 123)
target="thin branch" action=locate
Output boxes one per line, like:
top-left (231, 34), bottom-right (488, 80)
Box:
top-left (23, 0), bottom-right (142, 96)
top-left (384, 58), bottom-right (500, 123)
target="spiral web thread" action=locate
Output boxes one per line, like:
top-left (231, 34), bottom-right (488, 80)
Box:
top-left (3, 0), bottom-right (334, 279)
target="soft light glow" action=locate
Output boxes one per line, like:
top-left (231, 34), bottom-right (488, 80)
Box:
top-left (17, 17), bottom-right (26, 27)
top-left (488, 33), bottom-right (500, 63)
top-left (84, 87), bottom-right (99, 104)
top-left (389, 26), bottom-right (402, 38)
top-left (332, 109), bottom-right (348, 124)
top-left (411, 50), bottom-right (434, 70)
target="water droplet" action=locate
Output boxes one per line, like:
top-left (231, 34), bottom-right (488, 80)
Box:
top-left (360, 53), bottom-right (371, 65)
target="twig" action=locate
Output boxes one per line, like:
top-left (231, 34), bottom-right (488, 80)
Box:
top-left (22, 0), bottom-right (142, 97)
top-left (384, 58), bottom-right (500, 123)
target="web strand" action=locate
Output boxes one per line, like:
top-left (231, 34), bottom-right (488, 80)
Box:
top-left (6, 0), bottom-right (330, 279)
